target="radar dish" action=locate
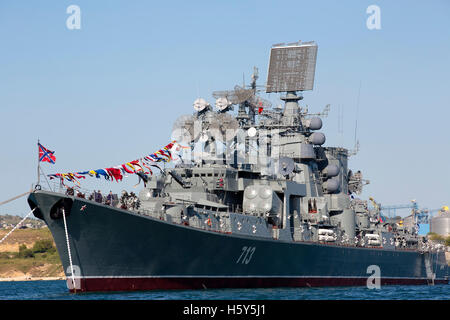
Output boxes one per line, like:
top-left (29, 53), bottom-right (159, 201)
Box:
top-left (212, 86), bottom-right (254, 105)
top-left (248, 95), bottom-right (272, 110)
top-left (278, 157), bottom-right (295, 176)
top-left (215, 97), bottom-right (231, 112)
top-left (193, 98), bottom-right (210, 112)
top-left (209, 113), bottom-right (239, 142)
top-left (233, 85), bottom-right (254, 102)
top-left (266, 41), bottom-right (318, 93)
top-left (172, 114), bottom-right (202, 142)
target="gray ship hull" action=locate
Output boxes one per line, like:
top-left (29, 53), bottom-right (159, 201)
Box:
top-left (28, 191), bottom-right (449, 292)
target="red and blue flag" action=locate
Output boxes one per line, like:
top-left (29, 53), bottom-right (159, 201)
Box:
top-left (38, 143), bottom-right (56, 164)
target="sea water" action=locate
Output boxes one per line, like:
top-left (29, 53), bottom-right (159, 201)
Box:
top-left (0, 280), bottom-right (448, 300)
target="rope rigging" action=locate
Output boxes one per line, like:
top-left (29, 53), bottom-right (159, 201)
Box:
top-left (0, 191), bottom-right (31, 207)
top-left (0, 208), bottom-right (35, 245)
top-left (62, 208), bottom-right (76, 292)
top-left (0, 191), bottom-right (36, 245)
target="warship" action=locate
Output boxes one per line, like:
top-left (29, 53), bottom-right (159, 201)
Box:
top-left (28, 41), bottom-right (449, 292)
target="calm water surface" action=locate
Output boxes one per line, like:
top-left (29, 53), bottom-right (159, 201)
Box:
top-left (0, 280), bottom-right (448, 300)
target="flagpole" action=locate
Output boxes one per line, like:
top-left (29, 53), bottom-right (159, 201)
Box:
top-left (37, 139), bottom-right (40, 187)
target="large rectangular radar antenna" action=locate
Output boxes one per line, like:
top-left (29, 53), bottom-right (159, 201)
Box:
top-left (266, 41), bottom-right (318, 93)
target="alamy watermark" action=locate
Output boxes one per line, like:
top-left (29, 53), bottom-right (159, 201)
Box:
top-left (66, 264), bottom-right (81, 290)
top-left (66, 5), bottom-right (81, 30)
top-left (366, 5), bottom-right (381, 30)
top-left (366, 265), bottom-right (381, 289)
top-left (171, 127), bottom-right (291, 175)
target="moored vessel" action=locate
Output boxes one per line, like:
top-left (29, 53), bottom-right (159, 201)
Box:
top-left (28, 41), bottom-right (449, 292)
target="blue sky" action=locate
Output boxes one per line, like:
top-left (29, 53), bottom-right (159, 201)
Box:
top-left (0, 0), bottom-right (449, 217)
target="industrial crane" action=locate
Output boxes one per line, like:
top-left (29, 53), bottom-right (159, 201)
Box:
top-left (378, 200), bottom-right (418, 218)
top-left (417, 206), bottom-right (449, 224)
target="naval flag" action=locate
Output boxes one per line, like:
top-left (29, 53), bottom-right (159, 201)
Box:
top-left (38, 143), bottom-right (56, 164)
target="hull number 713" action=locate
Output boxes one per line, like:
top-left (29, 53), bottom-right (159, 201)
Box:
top-left (236, 246), bottom-right (256, 264)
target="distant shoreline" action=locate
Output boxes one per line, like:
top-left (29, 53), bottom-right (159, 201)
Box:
top-left (0, 228), bottom-right (65, 280)
top-left (0, 276), bottom-right (65, 282)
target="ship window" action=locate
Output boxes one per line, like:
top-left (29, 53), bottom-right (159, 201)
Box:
top-left (207, 173), bottom-right (212, 177)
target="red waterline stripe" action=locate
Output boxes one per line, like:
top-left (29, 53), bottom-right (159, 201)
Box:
top-left (70, 277), bottom-right (449, 293)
